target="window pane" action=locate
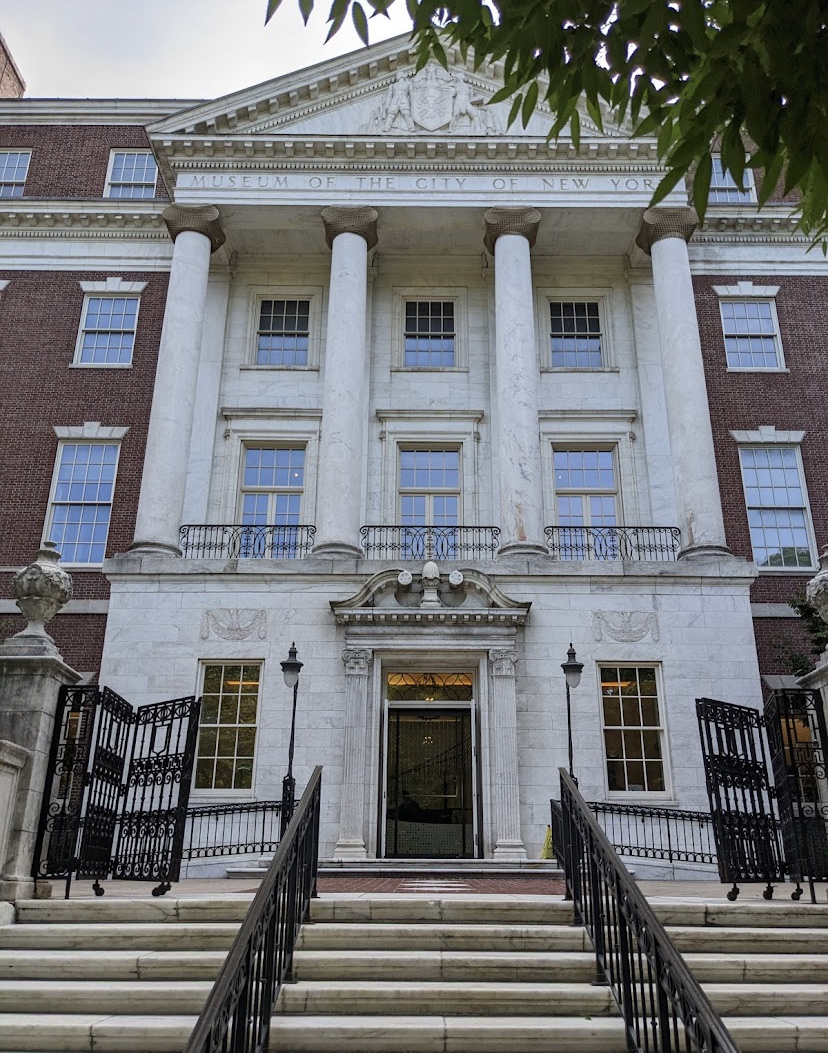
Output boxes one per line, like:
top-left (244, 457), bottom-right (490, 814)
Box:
top-left (257, 299), bottom-right (311, 366)
top-left (47, 443), bottom-right (118, 564)
top-left (550, 301), bottom-right (603, 368)
top-left (739, 447), bottom-right (813, 567)
top-left (399, 448), bottom-right (461, 527)
top-left (404, 301), bottom-right (456, 367)
top-left (107, 151), bottom-right (158, 199)
top-left (196, 663), bottom-right (260, 790)
top-left (0, 150), bottom-right (31, 197)
top-left (600, 666), bottom-right (665, 793)
top-left (721, 301), bottom-right (780, 369)
top-left (709, 157), bottom-right (755, 204)
top-left (240, 447), bottom-right (305, 556)
top-left (78, 295), bottom-right (140, 365)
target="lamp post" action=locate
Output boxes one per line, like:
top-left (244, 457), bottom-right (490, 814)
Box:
top-left (561, 643), bottom-right (583, 782)
top-left (279, 642), bottom-right (303, 837)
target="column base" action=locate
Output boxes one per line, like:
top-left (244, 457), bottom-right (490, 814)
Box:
top-left (497, 541), bottom-right (548, 557)
top-left (332, 839), bottom-right (369, 861)
top-left (312, 541), bottom-right (363, 559)
top-left (128, 540), bottom-right (182, 557)
top-left (677, 543), bottom-right (732, 560)
top-left (493, 840), bottom-right (528, 862)
top-left (0, 877), bottom-right (47, 902)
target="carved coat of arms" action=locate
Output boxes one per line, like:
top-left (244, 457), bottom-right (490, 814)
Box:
top-left (411, 66), bottom-right (453, 131)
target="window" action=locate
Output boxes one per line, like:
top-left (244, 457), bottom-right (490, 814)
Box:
top-left (709, 157), bottom-right (756, 204)
top-left (105, 151), bottom-right (158, 198)
top-left (256, 299), bottom-right (310, 366)
top-left (404, 301), bottom-right (456, 368)
top-left (739, 447), bottom-right (815, 569)
top-left (0, 150), bottom-right (30, 197)
top-left (720, 300), bottom-right (782, 370)
top-left (549, 301), bottom-right (603, 368)
top-left (45, 443), bottom-right (119, 565)
top-left (553, 449), bottom-right (618, 558)
top-left (75, 295), bottom-right (140, 366)
top-left (399, 448), bottom-right (460, 558)
top-left (601, 666), bottom-right (667, 793)
top-left (240, 446), bottom-right (305, 557)
top-left (195, 663), bottom-right (260, 791)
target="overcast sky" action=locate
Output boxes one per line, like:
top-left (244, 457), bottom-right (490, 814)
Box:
top-left (1, 0), bottom-right (413, 99)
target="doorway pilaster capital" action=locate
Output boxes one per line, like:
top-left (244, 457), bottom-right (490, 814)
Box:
top-left (342, 648), bottom-right (373, 675)
top-left (489, 649), bottom-right (519, 677)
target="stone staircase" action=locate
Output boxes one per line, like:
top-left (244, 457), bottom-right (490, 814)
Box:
top-left (0, 893), bottom-right (826, 1051)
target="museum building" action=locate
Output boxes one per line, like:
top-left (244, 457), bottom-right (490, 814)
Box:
top-left (0, 33), bottom-right (825, 863)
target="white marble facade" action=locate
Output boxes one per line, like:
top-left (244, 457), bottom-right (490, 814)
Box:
top-left (97, 35), bottom-right (766, 865)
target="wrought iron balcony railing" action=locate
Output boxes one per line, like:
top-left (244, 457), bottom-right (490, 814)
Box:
top-left (544, 525), bottom-right (681, 562)
top-left (180, 524), bottom-right (316, 560)
top-left (360, 525), bottom-right (500, 560)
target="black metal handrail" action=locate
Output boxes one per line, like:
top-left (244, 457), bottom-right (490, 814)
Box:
top-left (361, 524), bottom-right (500, 560)
top-left (183, 767), bottom-right (322, 1053)
top-left (580, 800), bottom-right (717, 865)
top-left (545, 525), bottom-right (681, 561)
top-left (555, 770), bottom-right (739, 1053)
top-left (183, 800), bottom-right (282, 860)
top-left (180, 524), bottom-right (316, 559)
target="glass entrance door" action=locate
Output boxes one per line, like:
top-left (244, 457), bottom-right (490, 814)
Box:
top-left (383, 707), bottom-right (476, 858)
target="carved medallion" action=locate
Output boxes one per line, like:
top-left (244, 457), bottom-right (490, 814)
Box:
top-left (200, 609), bottom-right (267, 641)
top-left (364, 64), bottom-right (503, 135)
top-left (592, 611), bottom-right (659, 643)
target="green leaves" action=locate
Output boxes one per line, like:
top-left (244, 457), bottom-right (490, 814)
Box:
top-left (265, 0), bottom-right (828, 245)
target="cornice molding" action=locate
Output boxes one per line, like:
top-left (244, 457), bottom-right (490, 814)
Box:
top-left (0, 202), bottom-right (167, 239)
top-left (332, 607), bottom-right (529, 627)
top-left (158, 136), bottom-right (659, 167)
top-left (0, 99), bottom-right (200, 124)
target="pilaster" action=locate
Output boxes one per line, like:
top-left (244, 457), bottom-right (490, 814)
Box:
top-left (488, 648), bottom-right (527, 860)
top-left (334, 648), bottom-right (373, 859)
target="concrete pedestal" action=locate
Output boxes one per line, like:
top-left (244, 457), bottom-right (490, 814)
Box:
top-left (0, 655), bottom-right (81, 901)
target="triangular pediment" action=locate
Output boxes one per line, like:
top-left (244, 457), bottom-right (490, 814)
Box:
top-left (149, 33), bottom-right (617, 144)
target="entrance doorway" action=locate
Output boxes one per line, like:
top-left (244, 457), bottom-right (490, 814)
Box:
top-left (381, 673), bottom-right (477, 859)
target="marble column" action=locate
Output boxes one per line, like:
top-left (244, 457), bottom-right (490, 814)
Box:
top-left (485, 208), bottom-right (547, 555)
top-left (313, 207), bottom-right (378, 557)
top-left (637, 207), bottom-right (729, 558)
top-left (334, 648), bottom-right (373, 859)
top-left (489, 648), bottom-right (527, 860)
top-left (130, 205), bottom-right (226, 556)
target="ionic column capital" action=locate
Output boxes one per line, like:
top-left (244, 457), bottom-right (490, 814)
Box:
top-left (342, 648), bottom-right (373, 675)
top-left (636, 206), bottom-right (698, 255)
top-left (483, 207), bottom-right (541, 254)
top-left (321, 206), bottom-right (379, 250)
top-left (162, 204), bottom-right (226, 253)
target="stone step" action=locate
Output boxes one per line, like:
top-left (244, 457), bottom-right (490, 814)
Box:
top-left (0, 923), bottom-right (240, 951)
top-left (704, 983), bottom-right (828, 1016)
top-left (308, 896), bottom-right (575, 925)
top-left (683, 952), bottom-right (828, 983)
top-left (268, 1014), bottom-right (628, 1053)
top-left (274, 979), bottom-right (619, 1017)
top-left (667, 925), bottom-right (828, 954)
top-left (0, 980), bottom-right (212, 1016)
top-left (297, 921), bottom-right (588, 952)
top-left (14, 898), bottom-right (253, 926)
top-left (0, 1012), bottom-right (196, 1053)
top-left (0, 949), bottom-right (226, 981)
top-left (293, 949), bottom-right (598, 982)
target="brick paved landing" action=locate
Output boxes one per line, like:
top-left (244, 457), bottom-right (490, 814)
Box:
top-left (315, 874), bottom-right (565, 894)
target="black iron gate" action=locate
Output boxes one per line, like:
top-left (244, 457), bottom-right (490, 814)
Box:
top-left (34, 685), bottom-right (200, 898)
top-left (697, 693), bottom-right (828, 902)
top-left (764, 688), bottom-right (828, 901)
top-left (696, 697), bottom-right (785, 899)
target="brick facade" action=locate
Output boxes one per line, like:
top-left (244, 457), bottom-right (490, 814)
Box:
top-left (0, 34), bottom-right (24, 100)
top-left (696, 273), bottom-right (828, 677)
top-left (0, 125), bottom-right (168, 198)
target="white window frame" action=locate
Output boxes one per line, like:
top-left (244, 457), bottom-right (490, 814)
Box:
top-left (243, 287), bottom-right (323, 370)
top-left (192, 660), bottom-right (262, 797)
top-left (540, 411), bottom-right (641, 528)
top-left (537, 288), bottom-right (616, 372)
top-left (392, 287), bottom-right (469, 371)
top-left (216, 411), bottom-right (321, 527)
top-left (237, 443), bottom-right (308, 553)
top-left (104, 150), bottom-right (159, 199)
top-left (72, 280), bottom-right (145, 370)
top-left (599, 663), bottom-right (672, 799)
top-left (552, 446), bottom-right (620, 522)
top-left (0, 150), bottom-right (31, 197)
top-left (375, 411), bottom-right (483, 526)
top-left (709, 156), bottom-right (756, 204)
top-left (713, 282), bottom-right (785, 373)
top-left (43, 430), bottom-right (125, 567)
top-left (397, 446), bottom-right (463, 525)
top-left (734, 438), bottom-right (817, 573)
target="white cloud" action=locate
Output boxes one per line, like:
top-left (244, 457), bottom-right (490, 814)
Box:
top-left (0, 0), bottom-right (413, 98)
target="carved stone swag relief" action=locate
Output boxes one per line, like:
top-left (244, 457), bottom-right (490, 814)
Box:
top-left (592, 611), bottom-right (660, 644)
top-left (200, 609), bottom-right (267, 642)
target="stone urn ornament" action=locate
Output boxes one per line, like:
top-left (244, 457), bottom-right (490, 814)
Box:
top-left (1, 543), bottom-right (73, 656)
